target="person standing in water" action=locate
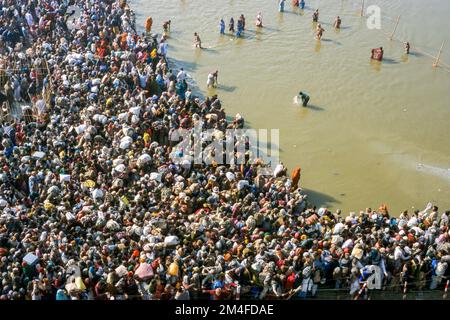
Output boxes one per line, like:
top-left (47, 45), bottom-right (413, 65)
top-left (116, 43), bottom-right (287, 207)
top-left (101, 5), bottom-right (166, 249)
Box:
top-left (279, 0), bottom-right (286, 12)
top-left (236, 18), bottom-right (244, 37)
top-left (145, 16), bottom-right (153, 34)
top-left (334, 16), bottom-right (341, 29)
top-left (404, 42), bottom-right (410, 54)
top-left (298, 92), bottom-right (310, 107)
top-left (163, 20), bottom-right (171, 33)
top-left (213, 70), bottom-right (218, 86)
top-left (229, 17), bottom-right (235, 33)
top-left (207, 70), bottom-right (219, 88)
top-left (312, 9), bottom-right (319, 22)
top-left (316, 24), bottom-right (325, 40)
top-left (256, 12), bottom-right (263, 27)
top-left (194, 32), bottom-right (202, 48)
top-left (207, 72), bottom-right (215, 88)
top-left (371, 47), bottom-right (384, 61)
top-left (220, 18), bottom-right (225, 34)
top-left (300, 0), bottom-right (306, 9)
top-left (240, 14), bottom-right (246, 30)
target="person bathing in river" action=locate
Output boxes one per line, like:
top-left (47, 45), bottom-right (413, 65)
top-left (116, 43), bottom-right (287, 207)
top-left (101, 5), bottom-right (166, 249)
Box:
top-left (293, 0), bottom-right (299, 7)
top-left (300, 0), bottom-right (306, 9)
top-left (194, 32), bottom-right (202, 48)
top-left (163, 20), bottom-right (171, 33)
top-left (316, 24), bottom-right (325, 40)
top-left (371, 47), bottom-right (384, 61)
top-left (229, 17), bottom-right (235, 33)
top-left (220, 18), bottom-right (225, 34)
top-left (256, 12), bottom-right (263, 27)
top-left (298, 91), bottom-right (310, 107)
top-left (240, 14), bottom-right (246, 30)
top-left (313, 9), bottom-right (319, 22)
top-left (279, 0), bottom-right (286, 12)
top-left (334, 16), bottom-right (341, 29)
top-left (207, 70), bottom-right (218, 88)
top-left (145, 16), bottom-right (153, 33)
top-left (404, 42), bottom-right (410, 54)
top-left (236, 19), bottom-right (244, 37)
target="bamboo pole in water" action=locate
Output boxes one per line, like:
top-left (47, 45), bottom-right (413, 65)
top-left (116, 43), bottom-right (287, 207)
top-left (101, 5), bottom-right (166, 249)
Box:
top-left (433, 40), bottom-right (445, 68)
top-left (360, 0), bottom-right (365, 17)
top-left (389, 15), bottom-right (401, 40)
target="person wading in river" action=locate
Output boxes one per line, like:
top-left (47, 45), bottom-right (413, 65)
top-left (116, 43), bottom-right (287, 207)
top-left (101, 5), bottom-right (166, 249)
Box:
top-left (194, 32), bottom-right (202, 48)
top-left (316, 24), bottom-right (325, 40)
top-left (334, 16), bottom-right (341, 29)
top-left (145, 16), bottom-right (153, 33)
top-left (229, 17), bottom-right (235, 33)
top-left (298, 91), bottom-right (310, 107)
top-left (312, 9), bottom-right (319, 22)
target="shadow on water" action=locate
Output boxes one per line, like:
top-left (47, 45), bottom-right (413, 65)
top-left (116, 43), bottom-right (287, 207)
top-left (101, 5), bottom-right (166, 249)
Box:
top-left (201, 47), bottom-right (219, 54)
top-left (305, 104), bottom-right (325, 111)
top-left (167, 44), bottom-right (178, 52)
top-left (166, 30), bottom-right (183, 37)
top-left (217, 84), bottom-right (237, 92)
top-left (281, 10), bottom-right (303, 16)
top-left (319, 38), bottom-right (343, 46)
top-left (254, 26), bottom-right (281, 33)
top-left (301, 188), bottom-right (341, 207)
top-left (167, 57), bottom-right (200, 73)
top-left (408, 51), bottom-right (424, 58)
top-left (383, 57), bottom-right (400, 64)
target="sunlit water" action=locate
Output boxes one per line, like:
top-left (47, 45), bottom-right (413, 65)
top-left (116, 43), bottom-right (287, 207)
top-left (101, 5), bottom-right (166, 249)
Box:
top-left (131, 0), bottom-right (450, 214)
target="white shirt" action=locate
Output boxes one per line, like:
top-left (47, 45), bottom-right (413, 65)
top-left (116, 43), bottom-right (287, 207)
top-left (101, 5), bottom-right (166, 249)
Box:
top-left (158, 42), bottom-right (168, 55)
top-left (25, 12), bottom-right (34, 26)
top-left (177, 70), bottom-right (186, 81)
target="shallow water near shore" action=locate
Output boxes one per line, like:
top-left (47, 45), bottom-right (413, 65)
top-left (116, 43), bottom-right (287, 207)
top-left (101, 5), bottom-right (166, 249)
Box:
top-left (133, 0), bottom-right (450, 215)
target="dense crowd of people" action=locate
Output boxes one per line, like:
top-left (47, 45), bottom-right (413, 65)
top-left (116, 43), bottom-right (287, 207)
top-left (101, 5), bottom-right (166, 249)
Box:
top-left (0, 0), bottom-right (449, 300)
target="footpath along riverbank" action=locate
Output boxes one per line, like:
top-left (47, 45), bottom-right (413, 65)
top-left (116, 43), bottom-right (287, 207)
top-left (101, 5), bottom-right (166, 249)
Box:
top-left (0, 0), bottom-right (448, 300)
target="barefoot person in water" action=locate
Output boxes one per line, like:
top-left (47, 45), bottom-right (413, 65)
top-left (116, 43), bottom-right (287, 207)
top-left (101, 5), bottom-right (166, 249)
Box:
top-left (312, 9), bottom-right (319, 22)
top-left (334, 16), bottom-right (341, 29)
top-left (316, 24), bottom-right (325, 40)
top-left (300, 0), bottom-right (305, 9)
top-left (404, 42), bottom-right (410, 54)
top-left (229, 17), bottom-right (235, 33)
top-left (207, 70), bottom-right (219, 88)
top-left (256, 12), bottom-right (263, 27)
top-left (220, 18), bottom-right (225, 34)
top-left (163, 20), bottom-right (171, 32)
top-left (371, 47), bottom-right (384, 61)
top-left (298, 91), bottom-right (310, 107)
top-left (194, 32), bottom-right (202, 48)
top-left (145, 16), bottom-right (153, 33)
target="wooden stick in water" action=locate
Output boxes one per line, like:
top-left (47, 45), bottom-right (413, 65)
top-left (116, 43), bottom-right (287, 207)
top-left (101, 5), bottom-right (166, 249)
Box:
top-left (360, 0), bottom-right (365, 17)
top-left (389, 15), bottom-right (401, 40)
top-left (433, 40), bottom-right (445, 68)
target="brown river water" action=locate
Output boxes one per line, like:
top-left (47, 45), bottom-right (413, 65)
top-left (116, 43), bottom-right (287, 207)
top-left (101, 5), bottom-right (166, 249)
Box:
top-left (132, 0), bottom-right (450, 215)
